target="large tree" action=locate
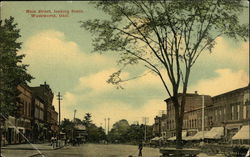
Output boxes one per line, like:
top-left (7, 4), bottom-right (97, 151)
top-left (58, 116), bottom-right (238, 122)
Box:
top-left (0, 17), bottom-right (33, 152)
top-left (81, 0), bottom-right (248, 147)
top-left (108, 119), bottom-right (130, 143)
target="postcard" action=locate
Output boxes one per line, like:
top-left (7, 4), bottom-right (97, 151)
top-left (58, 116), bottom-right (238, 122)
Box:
top-left (0, 1), bottom-right (249, 157)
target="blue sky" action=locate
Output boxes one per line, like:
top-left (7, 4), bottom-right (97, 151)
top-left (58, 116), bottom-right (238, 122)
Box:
top-left (1, 1), bottom-right (249, 126)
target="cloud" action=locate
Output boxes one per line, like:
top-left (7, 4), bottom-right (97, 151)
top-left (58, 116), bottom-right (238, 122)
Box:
top-left (201, 37), bottom-right (249, 68)
top-left (20, 30), bottom-right (113, 67)
top-left (53, 92), bottom-right (78, 120)
top-left (76, 68), bottom-right (130, 92)
top-left (190, 68), bottom-right (249, 96)
top-left (58, 68), bottom-right (168, 126)
top-left (64, 99), bottom-right (166, 127)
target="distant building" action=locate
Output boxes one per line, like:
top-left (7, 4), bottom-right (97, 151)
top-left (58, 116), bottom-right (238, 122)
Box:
top-left (153, 116), bottom-right (163, 137)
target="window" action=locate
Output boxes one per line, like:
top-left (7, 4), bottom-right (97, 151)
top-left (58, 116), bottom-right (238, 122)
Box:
top-left (40, 110), bottom-right (44, 120)
top-left (219, 110), bottom-right (222, 122)
top-left (237, 105), bottom-right (240, 120)
top-left (231, 105), bottom-right (234, 120)
top-left (35, 108), bottom-right (39, 119)
top-left (215, 110), bottom-right (217, 122)
top-left (243, 106), bottom-right (247, 119)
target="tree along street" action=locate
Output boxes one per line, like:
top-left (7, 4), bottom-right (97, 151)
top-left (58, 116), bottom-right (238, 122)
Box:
top-left (81, 0), bottom-right (248, 148)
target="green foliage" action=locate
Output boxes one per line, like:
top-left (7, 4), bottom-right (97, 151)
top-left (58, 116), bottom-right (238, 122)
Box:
top-left (61, 118), bottom-right (74, 137)
top-left (108, 119), bottom-right (130, 143)
top-left (61, 114), bottom-right (106, 143)
top-left (82, 112), bottom-right (92, 127)
top-left (107, 119), bottom-right (153, 144)
top-left (0, 16), bottom-right (33, 117)
top-left (82, 113), bottom-right (106, 142)
top-left (87, 123), bottom-right (106, 143)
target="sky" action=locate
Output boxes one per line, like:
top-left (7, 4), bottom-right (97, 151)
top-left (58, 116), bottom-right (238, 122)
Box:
top-left (1, 1), bottom-right (249, 128)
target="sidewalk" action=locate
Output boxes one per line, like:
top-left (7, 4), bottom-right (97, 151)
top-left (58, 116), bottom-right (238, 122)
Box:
top-left (2, 143), bottom-right (53, 150)
top-left (1, 142), bottom-right (64, 157)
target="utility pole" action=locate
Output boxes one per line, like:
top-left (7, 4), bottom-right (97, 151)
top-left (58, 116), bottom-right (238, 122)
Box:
top-left (104, 118), bottom-right (107, 134)
top-left (201, 95), bottom-right (205, 145)
top-left (73, 109), bottom-right (77, 123)
top-left (72, 109), bottom-right (77, 141)
top-left (57, 92), bottom-right (62, 139)
top-left (107, 118), bottom-right (110, 134)
top-left (142, 117), bottom-right (149, 142)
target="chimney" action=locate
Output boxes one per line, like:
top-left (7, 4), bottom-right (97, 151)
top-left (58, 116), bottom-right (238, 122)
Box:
top-left (195, 91), bottom-right (198, 94)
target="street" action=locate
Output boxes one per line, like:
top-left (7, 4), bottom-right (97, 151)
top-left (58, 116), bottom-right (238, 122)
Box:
top-left (1, 143), bottom-right (230, 157)
top-left (42, 144), bottom-right (161, 157)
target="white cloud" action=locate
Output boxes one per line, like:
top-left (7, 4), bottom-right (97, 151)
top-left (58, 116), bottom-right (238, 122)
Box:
top-left (202, 37), bottom-right (249, 67)
top-left (190, 69), bottom-right (249, 96)
top-left (19, 30), bottom-right (114, 71)
top-left (69, 99), bottom-right (166, 127)
top-left (76, 68), bottom-right (129, 92)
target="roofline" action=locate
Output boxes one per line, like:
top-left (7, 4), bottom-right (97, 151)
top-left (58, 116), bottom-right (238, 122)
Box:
top-left (212, 85), bottom-right (249, 99)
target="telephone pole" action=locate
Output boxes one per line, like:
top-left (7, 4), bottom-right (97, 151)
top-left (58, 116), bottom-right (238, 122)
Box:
top-left (104, 118), bottom-right (107, 134)
top-left (73, 109), bottom-right (77, 123)
top-left (107, 118), bottom-right (110, 134)
top-left (57, 92), bottom-right (62, 138)
top-left (142, 117), bottom-right (149, 142)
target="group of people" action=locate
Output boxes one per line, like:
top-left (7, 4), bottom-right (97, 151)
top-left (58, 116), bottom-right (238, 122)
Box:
top-left (50, 136), bottom-right (58, 149)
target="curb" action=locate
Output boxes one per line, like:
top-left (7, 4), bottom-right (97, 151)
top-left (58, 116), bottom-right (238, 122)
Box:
top-left (52, 146), bottom-right (64, 150)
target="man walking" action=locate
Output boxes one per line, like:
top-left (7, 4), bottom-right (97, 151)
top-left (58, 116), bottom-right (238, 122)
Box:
top-left (138, 141), bottom-right (143, 156)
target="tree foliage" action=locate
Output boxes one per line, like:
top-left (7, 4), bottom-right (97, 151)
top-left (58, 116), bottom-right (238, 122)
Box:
top-left (81, 0), bottom-right (248, 147)
top-left (0, 16), bottom-right (33, 117)
top-left (108, 119), bottom-right (130, 143)
top-left (107, 119), bottom-right (153, 144)
top-left (61, 118), bottom-right (75, 138)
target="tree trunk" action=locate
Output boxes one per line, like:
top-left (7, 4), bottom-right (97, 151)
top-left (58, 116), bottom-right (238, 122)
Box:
top-left (174, 99), bottom-right (183, 149)
top-left (0, 120), bottom-right (2, 157)
top-left (0, 117), bottom-right (4, 157)
top-left (174, 68), bottom-right (190, 149)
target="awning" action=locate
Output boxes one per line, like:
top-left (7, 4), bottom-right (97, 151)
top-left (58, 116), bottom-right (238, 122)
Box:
top-left (204, 127), bottom-right (224, 139)
top-left (151, 137), bottom-right (160, 141)
top-left (151, 136), bottom-right (163, 141)
top-left (167, 131), bottom-right (187, 141)
top-left (184, 131), bottom-right (208, 141)
top-left (232, 125), bottom-right (250, 140)
top-left (74, 124), bottom-right (86, 131)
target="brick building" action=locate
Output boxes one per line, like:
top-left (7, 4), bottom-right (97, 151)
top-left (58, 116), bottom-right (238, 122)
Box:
top-left (2, 82), bottom-right (58, 145)
top-left (209, 86), bottom-right (249, 142)
top-left (152, 85), bottom-right (249, 142)
top-left (30, 82), bottom-right (58, 142)
top-left (4, 85), bottom-right (33, 144)
top-left (163, 93), bottom-right (212, 139)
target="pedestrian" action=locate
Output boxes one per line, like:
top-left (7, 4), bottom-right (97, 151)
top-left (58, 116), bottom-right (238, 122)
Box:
top-left (51, 137), bottom-right (56, 149)
top-left (138, 141), bottom-right (143, 156)
top-left (50, 136), bottom-right (54, 146)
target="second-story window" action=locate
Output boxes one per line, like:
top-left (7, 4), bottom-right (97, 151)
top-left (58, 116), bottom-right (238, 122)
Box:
top-left (243, 105), bottom-right (247, 119)
top-left (231, 105), bottom-right (234, 120)
top-left (237, 104), bottom-right (240, 120)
